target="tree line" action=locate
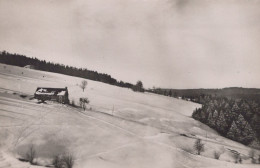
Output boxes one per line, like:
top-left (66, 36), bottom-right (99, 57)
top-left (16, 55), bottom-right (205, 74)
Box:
top-left (147, 87), bottom-right (260, 148)
top-left (192, 95), bottom-right (260, 148)
top-left (0, 51), bottom-right (134, 89)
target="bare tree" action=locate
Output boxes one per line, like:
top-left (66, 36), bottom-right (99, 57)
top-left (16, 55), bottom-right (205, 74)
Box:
top-left (194, 139), bottom-right (204, 155)
top-left (80, 80), bottom-right (88, 92)
top-left (52, 152), bottom-right (75, 168)
top-left (26, 144), bottom-right (36, 164)
top-left (62, 153), bottom-right (75, 168)
top-left (79, 97), bottom-right (90, 110)
top-left (52, 155), bottom-right (63, 168)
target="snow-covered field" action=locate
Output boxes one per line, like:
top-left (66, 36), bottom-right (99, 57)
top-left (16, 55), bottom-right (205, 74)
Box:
top-left (0, 63), bottom-right (259, 168)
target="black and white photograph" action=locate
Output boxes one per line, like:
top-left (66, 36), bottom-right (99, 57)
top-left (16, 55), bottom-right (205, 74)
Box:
top-left (0, 0), bottom-right (260, 168)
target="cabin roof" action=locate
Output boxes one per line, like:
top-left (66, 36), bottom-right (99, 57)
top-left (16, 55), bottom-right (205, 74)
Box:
top-left (57, 91), bottom-right (66, 96)
top-left (35, 87), bottom-right (68, 96)
top-left (36, 87), bottom-right (67, 90)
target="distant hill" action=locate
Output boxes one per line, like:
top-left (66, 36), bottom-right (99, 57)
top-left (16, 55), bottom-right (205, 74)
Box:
top-left (148, 87), bottom-right (260, 103)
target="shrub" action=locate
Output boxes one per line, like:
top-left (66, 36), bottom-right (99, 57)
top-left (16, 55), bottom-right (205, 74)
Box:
top-left (249, 149), bottom-right (256, 164)
top-left (26, 144), bottom-right (36, 164)
top-left (239, 157), bottom-right (242, 164)
top-left (20, 94), bottom-right (27, 98)
top-left (232, 152), bottom-right (240, 163)
top-left (53, 155), bottom-right (64, 168)
top-left (71, 99), bottom-right (76, 107)
top-left (52, 153), bottom-right (75, 168)
top-left (214, 151), bottom-right (220, 160)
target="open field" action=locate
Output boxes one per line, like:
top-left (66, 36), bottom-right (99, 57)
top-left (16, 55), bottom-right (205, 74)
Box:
top-left (0, 63), bottom-right (259, 168)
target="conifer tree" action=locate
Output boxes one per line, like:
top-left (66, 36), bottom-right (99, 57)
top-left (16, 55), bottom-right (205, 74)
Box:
top-left (216, 111), bottom-right (229, 135)
top-left (200, 110), bottom-right (207, 123)
top-left (231, 102), bottom-right (239, 115)
top-left (241, 122), bottom-right (255, 144)
top-left (235, 114), bottom-right (247, 131)
top-left (213, 110), bottom-right (218, 120)
top-left (227, 121), bottom-right (241, 141)
top-left (207, 111), bottom-right (214, 127)
top-left (224, 109), bottom-right (235, 126)
top-left (240, 101), bottom-right (253, 121)
top-left (207, 110), bottom-right (218, 128)
top-left (250, 114), bottom-right (260, 140)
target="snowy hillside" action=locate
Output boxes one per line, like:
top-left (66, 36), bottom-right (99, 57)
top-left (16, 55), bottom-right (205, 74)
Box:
top-left (0, 63), bottom-right (259, 168)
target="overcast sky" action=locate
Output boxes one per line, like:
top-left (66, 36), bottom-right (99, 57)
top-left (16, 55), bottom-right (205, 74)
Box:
top-left (0, 0), bottom-right (260, 89)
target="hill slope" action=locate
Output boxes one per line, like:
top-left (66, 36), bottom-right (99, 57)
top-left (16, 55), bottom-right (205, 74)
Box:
top-left (0, 63), bottom-right (259, 168)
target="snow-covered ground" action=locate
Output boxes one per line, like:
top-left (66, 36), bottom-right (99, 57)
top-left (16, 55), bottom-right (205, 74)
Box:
top-left (0, 63), bottom-right (259, 168)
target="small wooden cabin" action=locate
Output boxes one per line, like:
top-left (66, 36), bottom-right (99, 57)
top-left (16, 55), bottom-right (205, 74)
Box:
top-left (34, 87), bottom-right (69, 104)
